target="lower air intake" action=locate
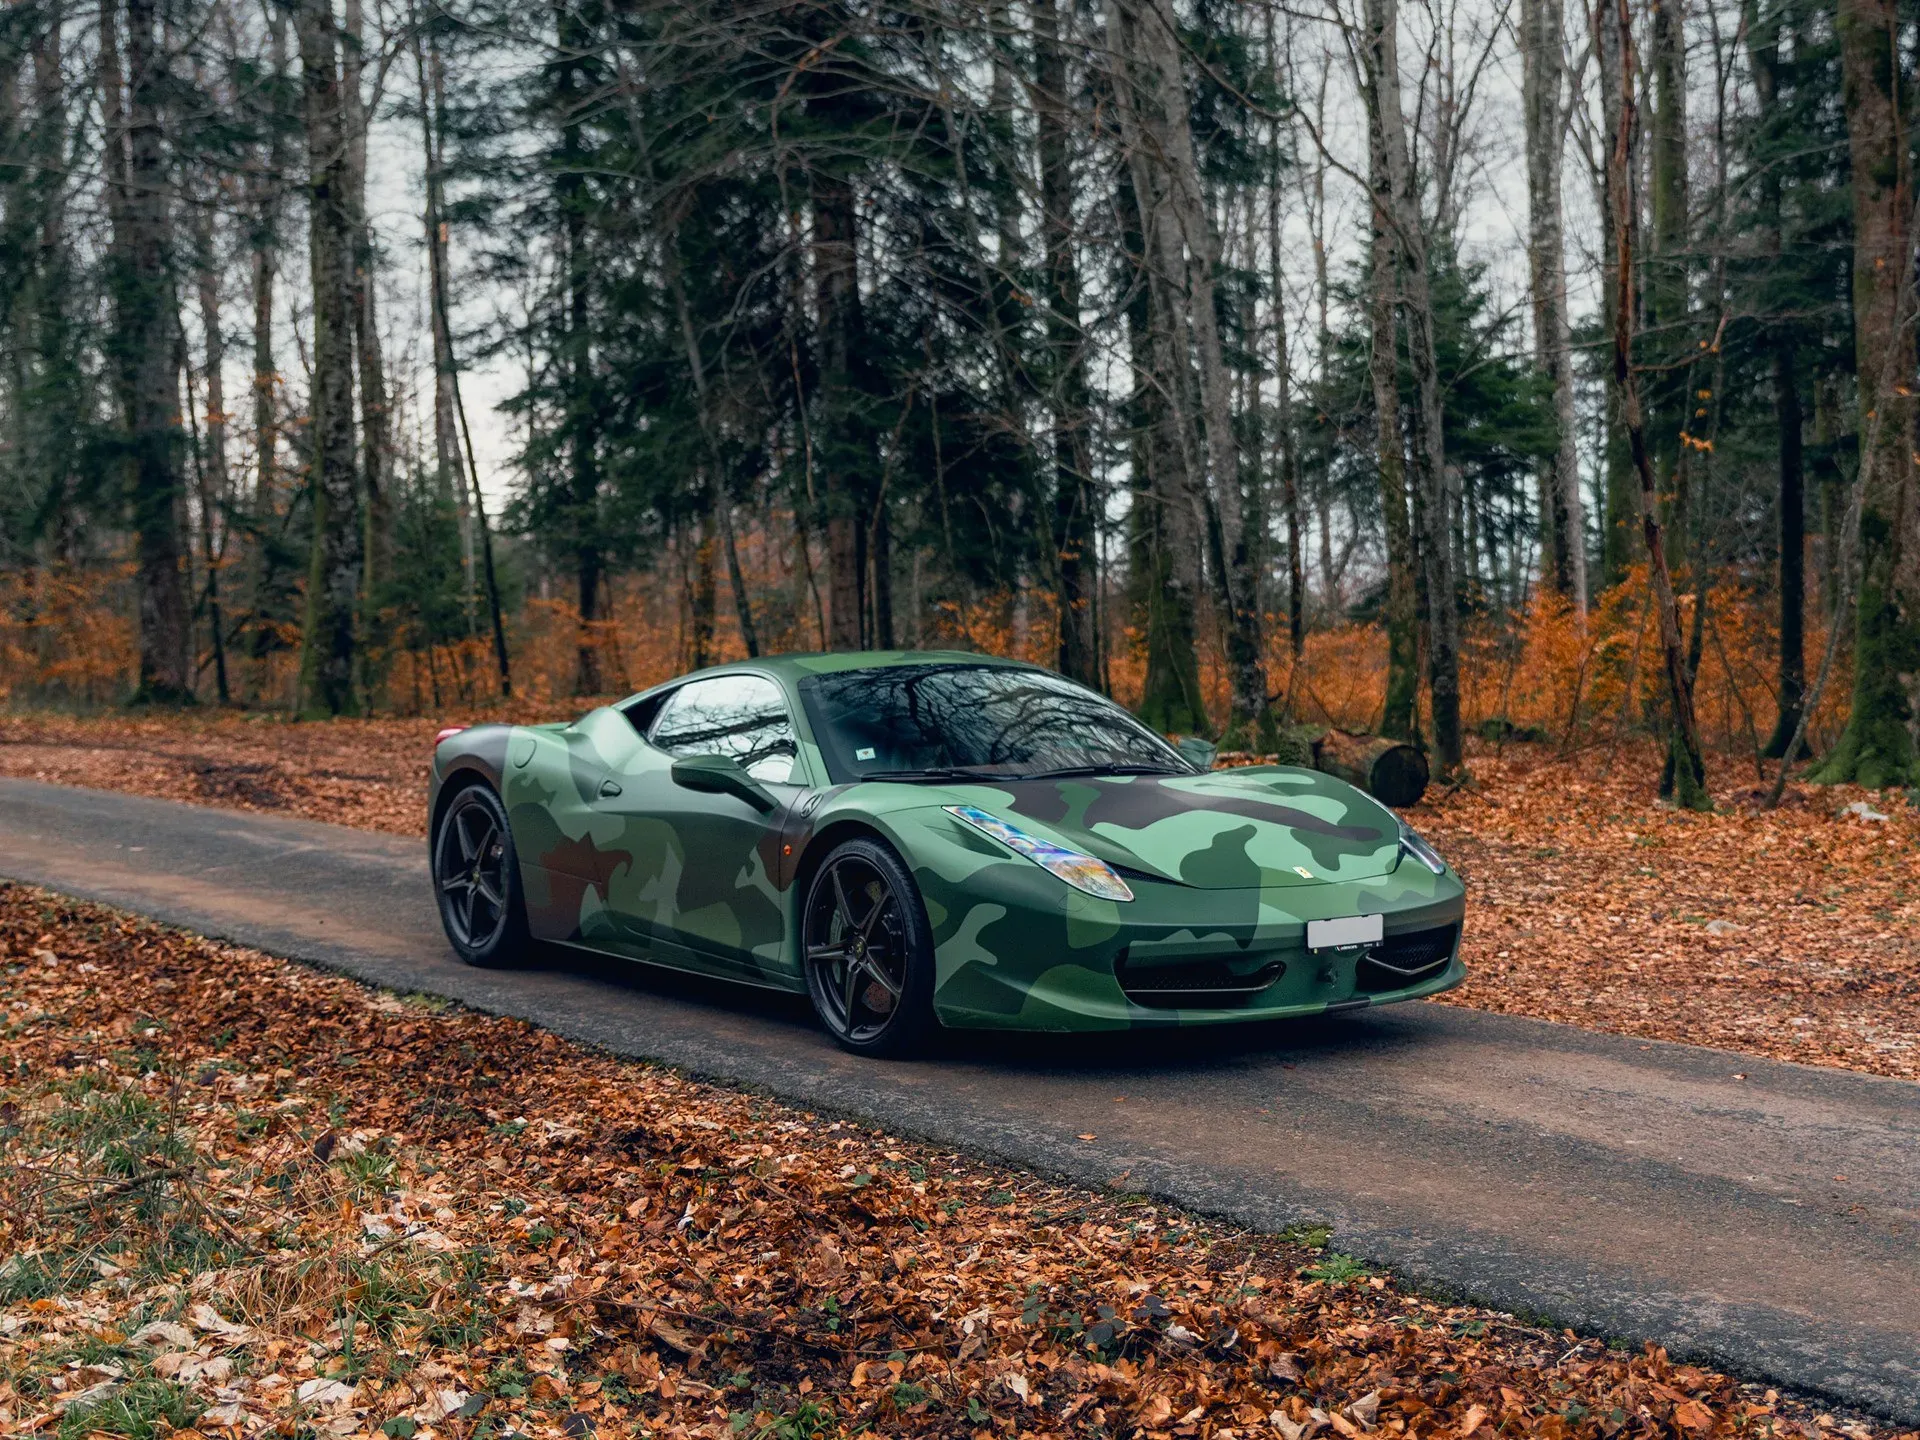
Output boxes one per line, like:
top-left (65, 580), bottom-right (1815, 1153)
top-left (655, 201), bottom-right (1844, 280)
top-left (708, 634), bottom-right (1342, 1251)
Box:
top-left (1115, 950), bottom-right (1286, 1010)
top-left (1357, 924), bottom-right (1459, 992)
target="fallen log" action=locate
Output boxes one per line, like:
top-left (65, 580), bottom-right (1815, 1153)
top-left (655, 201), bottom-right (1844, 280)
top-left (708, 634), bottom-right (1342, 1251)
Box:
top-left (1310, 729), bottom-right (1429, 808)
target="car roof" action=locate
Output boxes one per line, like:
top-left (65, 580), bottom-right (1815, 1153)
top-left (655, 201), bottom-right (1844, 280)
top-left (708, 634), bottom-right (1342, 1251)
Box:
top-left (624, 649), bottom-right (1040, 702)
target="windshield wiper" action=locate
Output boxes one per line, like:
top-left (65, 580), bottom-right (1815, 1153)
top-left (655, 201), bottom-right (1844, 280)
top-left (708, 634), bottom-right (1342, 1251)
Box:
top-left (858, 766), bottom-right (1008, 784)
top-left (1023, 762), bottom-right (1189, 780)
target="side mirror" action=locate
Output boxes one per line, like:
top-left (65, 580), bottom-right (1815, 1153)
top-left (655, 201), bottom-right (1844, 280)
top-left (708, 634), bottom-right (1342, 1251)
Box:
top-left (670, 753), bottom-right (778, 812)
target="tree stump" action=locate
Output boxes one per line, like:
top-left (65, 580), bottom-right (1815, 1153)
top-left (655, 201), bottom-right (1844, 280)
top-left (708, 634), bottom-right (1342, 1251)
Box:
top-left (1311, 729), bottom-right (1429, 807)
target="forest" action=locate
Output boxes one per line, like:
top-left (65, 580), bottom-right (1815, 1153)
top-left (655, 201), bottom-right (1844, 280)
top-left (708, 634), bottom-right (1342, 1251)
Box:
top-left (0, 0), bottom-right (1915, 804)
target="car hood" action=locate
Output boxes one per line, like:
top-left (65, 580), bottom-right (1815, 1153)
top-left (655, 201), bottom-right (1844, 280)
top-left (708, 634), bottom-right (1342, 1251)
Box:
top-left (923, 765), bottom-right (1404, 890)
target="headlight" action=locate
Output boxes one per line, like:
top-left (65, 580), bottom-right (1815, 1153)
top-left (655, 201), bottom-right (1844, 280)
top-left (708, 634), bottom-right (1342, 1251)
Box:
top-left (944, 805), bottom-right (1135, 902)
top-left (1398, 821), bottom-right (1447, 875)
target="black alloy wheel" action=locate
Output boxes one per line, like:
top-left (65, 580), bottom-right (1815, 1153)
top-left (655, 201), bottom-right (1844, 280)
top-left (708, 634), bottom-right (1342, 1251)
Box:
top-left (433, 782), bottom-right (527, 965)
top-left (802, 837), bottom-right (935, 1056)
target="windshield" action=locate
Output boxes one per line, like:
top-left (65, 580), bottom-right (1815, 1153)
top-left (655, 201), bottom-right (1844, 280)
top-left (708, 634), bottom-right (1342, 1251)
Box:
top-left (797, 664), bottom-right (1191, 783)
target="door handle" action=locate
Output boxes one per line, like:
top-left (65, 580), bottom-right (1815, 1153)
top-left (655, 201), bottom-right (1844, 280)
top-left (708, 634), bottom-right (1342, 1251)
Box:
top-left (598, 779), bottom-right (623, 799)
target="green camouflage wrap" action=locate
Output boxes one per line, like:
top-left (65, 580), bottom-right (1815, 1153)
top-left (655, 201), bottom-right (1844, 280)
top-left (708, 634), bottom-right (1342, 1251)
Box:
top-left (428, 652), bottom-right (1466, 1031)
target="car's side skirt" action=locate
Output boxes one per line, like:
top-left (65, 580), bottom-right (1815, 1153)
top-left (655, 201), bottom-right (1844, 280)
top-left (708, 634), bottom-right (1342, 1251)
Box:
top-left (542, 936), bottom-right (810, 997)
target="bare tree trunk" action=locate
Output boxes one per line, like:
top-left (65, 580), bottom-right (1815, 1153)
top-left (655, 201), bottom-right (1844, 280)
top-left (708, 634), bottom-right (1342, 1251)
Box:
top-left (1307, 63), bottom-right (1337, 609)
top-left (556, 4), bottom-right (603, 694)
top-left (1136, 0), bottom-right (1269, 744)
top-left (1105, 0), bottom-right (1264, 740)
top-left (1811, 0), bottom-right (1919, 787)
top-left (119, 0), bottom-right (192, 702)
top-left (297, 0), bottom-right (363, 715)
top-left (1366, 0), bottom-right (1462, 775)
top-left (718, 500), bottom-right (758, 658)
top-left (192, 190), bottom-right (231, 704)
top-left (240, 2), bottom-right (288, 699)
top-left (870, 500), bottom-right (894, 648)
top-left (1593, 0), bottom-right (1636, 588)
top-left (18, 0), bottom-right (76, 546)
top-left (689, 507), bottom-right (717, 669)
top-left (1363, 56), bottom-right (1419, 742)
top-left (249, 218), bottom-right (279, 519)
top-left (1605, 0), bottom-right (1708, 808)
top-left (665, 233), bottom-right (761, 658)
top-left (1646, 0), bottom-right (1690, 563)
top-left (411, 17), bottom-right (507, 698)
top-left (342, 0), bottom-right (392, 626)
top-left (1274, 253), bottom-right (1306, 677)
top-left (1742, 1), bottom-right (1805, 756)
top-left (98, 0), bottom-right (130, 270)
top-left (1521, 0), bottom-right (1586, 608)
top-left (814, 172), bottom-right (865, 651)
top-left (1035, 0), bottom-right (1099, 688)
top-left (1114, 165), bottom-right (1205, 735)
top-left (417, 26), bottom-right (468, 572)
top-left (1267, 18), bottom-right (1306, 684)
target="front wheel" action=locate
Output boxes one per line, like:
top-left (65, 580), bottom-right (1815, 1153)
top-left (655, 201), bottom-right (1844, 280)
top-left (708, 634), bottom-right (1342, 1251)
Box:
top-left (802, 837), bottom-right (936, 1057)
top-left (432, 782), bottom-right (528, 966)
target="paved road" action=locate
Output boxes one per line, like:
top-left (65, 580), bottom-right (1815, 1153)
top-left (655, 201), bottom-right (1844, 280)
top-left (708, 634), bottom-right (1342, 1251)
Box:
top-left (0, 777), bottom-right (1914, 1421)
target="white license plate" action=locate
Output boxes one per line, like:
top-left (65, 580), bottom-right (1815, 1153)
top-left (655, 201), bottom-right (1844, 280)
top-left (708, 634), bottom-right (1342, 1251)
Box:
top-left (1307, 914), bottom-right (1384, 951)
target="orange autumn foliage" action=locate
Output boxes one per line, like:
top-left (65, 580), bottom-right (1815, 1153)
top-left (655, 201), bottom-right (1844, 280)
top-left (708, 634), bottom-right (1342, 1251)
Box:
top-left (0, 548), bottom-right (1842, 760)
top-left (0, 563), bottom-right (140, 707)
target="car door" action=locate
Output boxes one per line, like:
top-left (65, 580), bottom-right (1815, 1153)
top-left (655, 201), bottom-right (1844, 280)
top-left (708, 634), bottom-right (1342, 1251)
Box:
top-left (590, 673), bottom-right (804, 984)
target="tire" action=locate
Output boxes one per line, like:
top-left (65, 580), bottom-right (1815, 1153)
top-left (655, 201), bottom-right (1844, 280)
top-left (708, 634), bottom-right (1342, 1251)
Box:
top-left (432, 781), bottom-right (529, 967)
top-left (801, 836), bottom-right (937, 1057)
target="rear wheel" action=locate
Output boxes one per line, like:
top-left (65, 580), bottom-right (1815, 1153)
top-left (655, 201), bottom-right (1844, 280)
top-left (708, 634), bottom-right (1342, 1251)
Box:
top-left (802, 838), bottom-right (936, 1057)
top-left (433, 782), bottom-right (528, 966)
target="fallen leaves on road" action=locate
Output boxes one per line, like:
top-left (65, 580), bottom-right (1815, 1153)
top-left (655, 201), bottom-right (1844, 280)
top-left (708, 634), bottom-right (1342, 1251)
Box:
top-left (0, 710), bottom-right (446, 836)
top-left (3, 884), bottom-right (1906, 1440)
top-left (2, 711), bottom-right (1914, 1083)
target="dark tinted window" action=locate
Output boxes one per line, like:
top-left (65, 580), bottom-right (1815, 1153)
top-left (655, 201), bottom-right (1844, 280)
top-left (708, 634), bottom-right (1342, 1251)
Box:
top-left (648, 675), bottom-right (797, 782)
top-left (797, 664), bottom-right (1188, 782)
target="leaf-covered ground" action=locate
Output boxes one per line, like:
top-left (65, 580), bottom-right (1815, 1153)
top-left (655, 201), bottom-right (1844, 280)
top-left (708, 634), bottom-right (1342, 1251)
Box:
top-left (0, 711), bottom-right (1913, 1082)
top-left (1404, 751), bottom-right (1920, 1082)
top-left (1, 885), bottom-right (1909, 1440)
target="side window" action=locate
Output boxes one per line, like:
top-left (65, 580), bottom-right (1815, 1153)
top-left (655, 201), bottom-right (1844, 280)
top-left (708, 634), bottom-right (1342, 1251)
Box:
top-left (648, 675), bottom-right (798, 783)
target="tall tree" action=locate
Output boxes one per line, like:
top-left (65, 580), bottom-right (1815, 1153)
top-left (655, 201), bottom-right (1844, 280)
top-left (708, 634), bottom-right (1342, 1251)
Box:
top-left (1591, 0), bottom-right (1636, 587)
top-left (190, 171), bottom-right (232, 704)
top-left (413, 4), bottom-right (507, 706)
top-left (118, 0), bottom-right (192, 701)
top-left (1266, 18), bottom-right (1305, 682)
top-left (297, 0), bottom-right (365, 715)
top-left (1743, 0), bottom-right (1805, 757)
top-left (1117, 163), bottom-right (1207, 734)
top-left (1520, 0), bottom-right (1586, 607)
top-left (554, 0), bottom-right (605, 692)
top-left (1034, 0), bottom-right (1099, 689)
top-left (1811, 0), bottom-right (1918, 787)
top-left (1645, 0), bottom-right (1691, 559)
top-left (813, 169), bottom-right (866, 652)
top-left (242, 1), bottom-right (293, 695)
top-left (1362, 47), bottom-right (1419, 741)
top-left (1364, 0), bottom-right (1463, 775)
top-left (1104, 0), bottom-right (1270, 744)
top-left (342, 0), bottom-right (393, 619)
top-left (1605, 0), bottom-right (1708, 809)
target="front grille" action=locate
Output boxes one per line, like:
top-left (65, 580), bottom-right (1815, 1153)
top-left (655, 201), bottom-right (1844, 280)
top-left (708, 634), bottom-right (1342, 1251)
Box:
top-left (1357, 924), bottom-right (1458, 992)
top-left (1115, 949), bottom-right (1286, 1009)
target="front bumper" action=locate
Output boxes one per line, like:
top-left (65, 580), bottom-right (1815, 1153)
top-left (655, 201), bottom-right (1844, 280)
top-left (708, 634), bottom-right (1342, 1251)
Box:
top-left (916, 844), bottom-right (1468, 1032)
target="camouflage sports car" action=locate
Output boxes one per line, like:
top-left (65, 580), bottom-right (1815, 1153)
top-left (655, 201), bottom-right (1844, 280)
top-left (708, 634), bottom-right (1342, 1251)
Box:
top-left (428, 651), bottom-right (1466, 1055)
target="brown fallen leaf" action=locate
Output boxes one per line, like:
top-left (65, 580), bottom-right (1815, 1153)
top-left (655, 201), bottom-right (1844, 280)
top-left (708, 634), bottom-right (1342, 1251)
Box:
top-left (0, 881), bottom-right (1909, 1440)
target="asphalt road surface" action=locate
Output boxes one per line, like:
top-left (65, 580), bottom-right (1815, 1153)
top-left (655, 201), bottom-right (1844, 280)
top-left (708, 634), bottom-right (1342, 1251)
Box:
top-left (0, 777), bottom-right (1914, 1422)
